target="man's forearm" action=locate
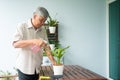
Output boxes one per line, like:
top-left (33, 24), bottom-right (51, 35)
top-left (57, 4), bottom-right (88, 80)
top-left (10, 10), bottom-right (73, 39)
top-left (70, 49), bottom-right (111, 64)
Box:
top-left (44, 45), bottom-right (56, 64)
top-left (13, 39), bottom-right (45, 48)
top-left (13, 40), bottom-right (32, 48)
top-left (46, 51), bottom-right (56, 64)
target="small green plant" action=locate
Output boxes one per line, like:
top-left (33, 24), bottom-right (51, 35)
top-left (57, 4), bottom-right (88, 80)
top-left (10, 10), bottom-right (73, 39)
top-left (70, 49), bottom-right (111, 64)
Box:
top-left (49, 40), bottom-right (56, 44)
top-left (43, 51), bottom-right (47, 56)
top-left (52, 46), bottom-right (70, 64)
top-left (43, 40), bottom-right (59, 56)
top-left (0, 70), bottom-right (12, 80)
top-left (47, 15), bottom-right (59, 26)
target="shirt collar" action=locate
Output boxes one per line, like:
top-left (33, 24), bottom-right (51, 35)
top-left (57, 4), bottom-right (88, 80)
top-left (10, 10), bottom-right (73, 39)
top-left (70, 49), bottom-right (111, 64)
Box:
top-left (27, 19), bottom-right (43, 31)
top-left (27, 19), bottom-right (33, 28)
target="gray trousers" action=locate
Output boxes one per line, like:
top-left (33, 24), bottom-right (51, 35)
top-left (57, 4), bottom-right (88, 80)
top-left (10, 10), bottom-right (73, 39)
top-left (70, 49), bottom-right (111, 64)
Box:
top-left (17, 69), bottom-right (39, 80)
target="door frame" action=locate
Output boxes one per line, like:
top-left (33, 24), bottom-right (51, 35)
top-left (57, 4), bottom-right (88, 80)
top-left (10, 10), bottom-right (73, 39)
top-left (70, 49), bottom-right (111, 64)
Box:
top-left (106, 0), bottom-right (117, 79)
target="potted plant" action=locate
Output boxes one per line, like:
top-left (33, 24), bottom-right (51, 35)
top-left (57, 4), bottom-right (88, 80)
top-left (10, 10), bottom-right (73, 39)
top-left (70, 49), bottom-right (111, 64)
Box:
top-left (0, 70), bottom-right (17, 80)
top-left (47, 15), bottom-right (59, 33)
top-left (42, 51), bottom-right (52, 66)
top-left (49, 40), bottom-right (56, 50)
top-left (51, 46), bottom-right (70, 75)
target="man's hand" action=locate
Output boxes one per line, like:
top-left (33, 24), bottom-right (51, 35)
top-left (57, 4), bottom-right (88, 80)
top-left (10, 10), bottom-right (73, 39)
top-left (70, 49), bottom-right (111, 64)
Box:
top-left (32, 39), bottom-right (46, 47)
top-left (52, 61), bottom-right (57, 65)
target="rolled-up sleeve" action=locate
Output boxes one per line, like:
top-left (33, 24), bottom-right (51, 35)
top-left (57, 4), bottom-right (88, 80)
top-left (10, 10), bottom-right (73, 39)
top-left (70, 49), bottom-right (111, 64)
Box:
top-left (13, 23), bottom-right (23, 42)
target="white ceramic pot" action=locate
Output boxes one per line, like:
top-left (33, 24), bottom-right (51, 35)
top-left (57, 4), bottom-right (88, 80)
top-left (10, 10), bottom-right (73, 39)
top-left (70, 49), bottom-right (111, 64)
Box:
top-left (49, 26), bottom-right (56, 33)
top-left (53, 65), bottom-right (64, 75)
top-left (49, 44), bottom-right (55, 50)
top-left (42, 56), bottom-right (51, 66)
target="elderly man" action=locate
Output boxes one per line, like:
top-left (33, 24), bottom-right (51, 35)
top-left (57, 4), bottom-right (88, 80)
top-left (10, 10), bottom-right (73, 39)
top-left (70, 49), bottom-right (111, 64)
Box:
top-left (13, 7), bottom-right (56, 80)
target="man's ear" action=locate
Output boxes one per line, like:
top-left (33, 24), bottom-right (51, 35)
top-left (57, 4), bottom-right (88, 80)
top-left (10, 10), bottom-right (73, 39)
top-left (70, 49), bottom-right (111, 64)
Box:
top-left (33, 14), bottom-right (37, 19)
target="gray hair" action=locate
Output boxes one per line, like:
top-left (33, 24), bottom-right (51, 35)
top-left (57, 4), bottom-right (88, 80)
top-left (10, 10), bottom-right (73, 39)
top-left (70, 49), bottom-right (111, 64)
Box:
top-left (34, 7), bottom-right (49, 19)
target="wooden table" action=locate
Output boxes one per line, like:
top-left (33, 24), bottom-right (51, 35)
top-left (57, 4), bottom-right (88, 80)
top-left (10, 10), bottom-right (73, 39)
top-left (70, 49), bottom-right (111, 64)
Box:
top-left (39, 65), bottom-right (107, 80)
top-left (0, 75), bottom-right (17, 80)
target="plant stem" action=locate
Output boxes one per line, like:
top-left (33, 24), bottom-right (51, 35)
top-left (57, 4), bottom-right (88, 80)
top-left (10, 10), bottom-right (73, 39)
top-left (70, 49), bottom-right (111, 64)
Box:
top-left (57, 58), bottom-right (61, 64)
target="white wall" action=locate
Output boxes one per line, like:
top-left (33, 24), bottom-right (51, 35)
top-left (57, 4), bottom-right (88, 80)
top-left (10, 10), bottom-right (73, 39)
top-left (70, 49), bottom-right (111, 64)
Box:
top-left (0, 0), bottom-right (107, 77)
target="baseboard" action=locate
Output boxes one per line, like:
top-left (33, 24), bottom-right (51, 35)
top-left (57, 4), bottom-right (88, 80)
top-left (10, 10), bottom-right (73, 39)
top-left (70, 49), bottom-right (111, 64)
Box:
top-left (108, 77), bottom-right (114, 80)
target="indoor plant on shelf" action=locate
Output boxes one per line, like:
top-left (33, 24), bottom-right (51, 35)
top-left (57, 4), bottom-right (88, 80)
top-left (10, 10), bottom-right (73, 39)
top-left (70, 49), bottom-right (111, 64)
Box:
top-left (49, 40), bottom-right (56, 50)
top-left (47, 15), bottom-right (59, 33)
top-left (51, 45), bottom-right (70, 75)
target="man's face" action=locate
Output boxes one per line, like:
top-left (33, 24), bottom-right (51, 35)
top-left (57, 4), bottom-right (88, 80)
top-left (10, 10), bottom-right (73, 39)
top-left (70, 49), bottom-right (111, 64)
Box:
top-left (34, 15), bottom-right (46, 28)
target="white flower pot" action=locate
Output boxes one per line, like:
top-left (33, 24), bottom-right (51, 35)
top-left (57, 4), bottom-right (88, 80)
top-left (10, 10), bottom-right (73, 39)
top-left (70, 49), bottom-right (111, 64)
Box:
top-left (53, 65), bottom-right (64, 75)
top-left (49, 44), bottom-right (55, 50)
top-left (42, 56), bottom-right (51, 66)
top-left (49, 26), bottom-right (56, 33)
